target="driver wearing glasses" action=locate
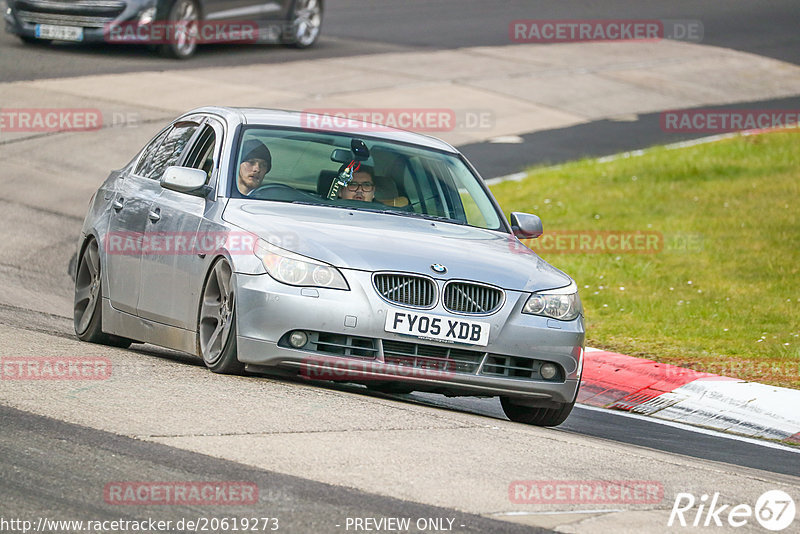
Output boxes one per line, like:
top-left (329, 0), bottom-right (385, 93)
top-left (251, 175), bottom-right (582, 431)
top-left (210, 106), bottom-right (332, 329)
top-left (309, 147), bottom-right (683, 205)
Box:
top-left (338, 165), bottom-right (376, 202)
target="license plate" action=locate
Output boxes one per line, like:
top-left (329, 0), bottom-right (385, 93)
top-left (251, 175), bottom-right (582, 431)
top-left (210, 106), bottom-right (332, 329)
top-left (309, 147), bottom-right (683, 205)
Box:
top-left (36, 24), bottom-right (84, 41)
top-left (384, 310), bottom-right (490, 346)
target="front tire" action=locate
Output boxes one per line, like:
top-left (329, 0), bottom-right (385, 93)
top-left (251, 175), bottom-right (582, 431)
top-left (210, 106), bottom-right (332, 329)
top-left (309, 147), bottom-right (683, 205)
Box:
top-left (282, 0), bottom-right (322, 48)
top-left (500, 396), bottom-right (576, 427)
top-left (198, 259), bottom-right (244, 374)
top-left (158, 0), bottom-right (200, 59)
top-left (73, 239), bottom-right (132, 348)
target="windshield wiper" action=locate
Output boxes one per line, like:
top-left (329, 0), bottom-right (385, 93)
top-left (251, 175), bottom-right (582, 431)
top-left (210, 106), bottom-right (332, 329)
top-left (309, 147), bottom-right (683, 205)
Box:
top-left (290, 201), bottom-right (467, 225)
top-left (373, 209), bottom-right (467, 225)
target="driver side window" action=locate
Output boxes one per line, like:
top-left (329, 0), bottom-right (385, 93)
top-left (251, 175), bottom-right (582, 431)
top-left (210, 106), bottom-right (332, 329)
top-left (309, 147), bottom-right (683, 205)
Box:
top-left (140, 121), bottom-right (199, 180)
top-left (183, 125), bottom-right (217, 183)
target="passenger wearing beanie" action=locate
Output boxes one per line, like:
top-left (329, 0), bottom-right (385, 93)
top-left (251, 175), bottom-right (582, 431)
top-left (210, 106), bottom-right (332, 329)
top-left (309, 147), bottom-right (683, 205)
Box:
top-left (237, 139), bottom-right (272, 195)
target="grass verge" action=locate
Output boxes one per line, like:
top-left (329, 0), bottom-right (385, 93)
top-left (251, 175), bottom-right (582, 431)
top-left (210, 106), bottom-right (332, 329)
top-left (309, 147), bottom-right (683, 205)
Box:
top-left (490, 131), bottom-right (800, 388)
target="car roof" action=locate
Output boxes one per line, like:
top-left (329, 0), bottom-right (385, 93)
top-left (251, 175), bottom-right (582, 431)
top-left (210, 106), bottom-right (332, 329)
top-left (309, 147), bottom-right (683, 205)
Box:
top-left (180, 106), bottom-right (460, 154)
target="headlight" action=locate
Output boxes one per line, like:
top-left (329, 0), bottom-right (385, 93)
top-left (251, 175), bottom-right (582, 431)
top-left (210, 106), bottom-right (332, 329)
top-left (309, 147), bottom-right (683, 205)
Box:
top-left (255, 239), bottom-right (349, 290)
top-left (522, 281), bottom-right (582, 321)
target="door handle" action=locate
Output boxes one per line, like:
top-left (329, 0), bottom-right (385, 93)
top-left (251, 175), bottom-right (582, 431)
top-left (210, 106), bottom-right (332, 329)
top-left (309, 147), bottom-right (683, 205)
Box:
top-left (148, 208), bottom-right (161, 223)
top-left (112, 198), bottom-right (124, 211)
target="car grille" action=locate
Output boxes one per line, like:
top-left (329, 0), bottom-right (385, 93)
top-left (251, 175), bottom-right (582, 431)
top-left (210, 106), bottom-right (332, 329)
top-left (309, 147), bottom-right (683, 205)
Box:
top-left (282, 331), bottom-right (562, 382)
top-left (17, 10), bottom-right (117, 27)
top-left (373, 273), bottom-right (436, 308)
top-left (443, 281), bottom-right (504, 315)
top-left (15, 0), bottom-right (126, 28)
top-left (382, 339), bottom-right (483, 374)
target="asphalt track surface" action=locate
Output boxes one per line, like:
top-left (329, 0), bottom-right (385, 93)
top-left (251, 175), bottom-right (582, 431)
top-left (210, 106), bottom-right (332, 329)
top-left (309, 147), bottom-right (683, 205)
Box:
top-left (1, 1), bottom-right (799, 531)
top-left (406, 394), bottom-right (800, 478)
top-left (460, 94), bottom-right (800, 177)
top-left (1, 404), bottom-right (543, 534)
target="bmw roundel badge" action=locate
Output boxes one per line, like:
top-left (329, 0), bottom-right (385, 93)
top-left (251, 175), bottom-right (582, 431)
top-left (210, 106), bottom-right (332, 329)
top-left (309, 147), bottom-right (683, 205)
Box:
top-left (431, 264), bottom-right (447, 274)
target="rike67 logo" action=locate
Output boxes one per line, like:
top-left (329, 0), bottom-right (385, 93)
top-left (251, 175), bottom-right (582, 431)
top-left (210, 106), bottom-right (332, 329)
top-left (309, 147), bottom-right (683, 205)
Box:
top-left (668, 490), bottom-right (796, 531)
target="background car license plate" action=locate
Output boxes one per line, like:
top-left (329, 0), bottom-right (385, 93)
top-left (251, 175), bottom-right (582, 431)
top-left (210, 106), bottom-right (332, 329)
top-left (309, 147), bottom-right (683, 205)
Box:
top-left (385, 310), bottom-right (490, 346)
top-left (36, 24), bottom-right (84, 41)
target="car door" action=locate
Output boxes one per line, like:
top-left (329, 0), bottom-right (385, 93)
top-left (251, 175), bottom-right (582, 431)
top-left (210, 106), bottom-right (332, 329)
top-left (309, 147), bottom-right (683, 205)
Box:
top-left (202, 0), bottom-right (288, 24)
top-left (104, 126), bottom-right (171, 315)
top-left (136, 117), bottom-right (223, 329)
top-left (108, 120), bottom-right (199, 314)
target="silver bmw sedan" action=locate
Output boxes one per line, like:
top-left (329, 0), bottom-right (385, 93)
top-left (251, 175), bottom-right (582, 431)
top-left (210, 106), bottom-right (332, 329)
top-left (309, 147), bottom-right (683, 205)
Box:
top-left (74, 106), bottom-right (585, 426)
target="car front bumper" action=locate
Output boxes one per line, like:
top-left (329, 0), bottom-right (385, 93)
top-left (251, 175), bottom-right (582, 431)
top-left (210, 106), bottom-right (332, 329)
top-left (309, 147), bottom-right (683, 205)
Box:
top-left (5, 0), bottom-right (149, 42)
top-left (234, 269), bottom-right (584, 404)
top-left (4, 0), bottom-right (287, 44)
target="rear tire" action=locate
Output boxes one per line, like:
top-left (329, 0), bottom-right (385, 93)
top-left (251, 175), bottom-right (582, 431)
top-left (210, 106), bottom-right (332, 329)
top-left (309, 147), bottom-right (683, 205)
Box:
top-left (500, 396), bottom-right (576, 427)
top-left (73, 239), bottom-right (132, 348)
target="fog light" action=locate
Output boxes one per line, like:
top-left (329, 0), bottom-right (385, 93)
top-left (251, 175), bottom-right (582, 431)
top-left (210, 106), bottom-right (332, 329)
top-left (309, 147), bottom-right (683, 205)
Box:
top-left (289, 330), bottom-right (308, 348)
top-left (540, 363), bottom-right (558, 380)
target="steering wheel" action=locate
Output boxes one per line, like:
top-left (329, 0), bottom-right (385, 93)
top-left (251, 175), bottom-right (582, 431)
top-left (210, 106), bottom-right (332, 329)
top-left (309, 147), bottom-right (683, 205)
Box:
top-left (248, 183), bottom-right (299, 200)
top-left (252, 183), bottom-right (296, 192)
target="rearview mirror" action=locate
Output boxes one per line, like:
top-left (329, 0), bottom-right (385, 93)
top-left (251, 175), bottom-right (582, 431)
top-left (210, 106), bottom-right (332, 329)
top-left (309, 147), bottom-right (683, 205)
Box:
top-left (330, 148), bottom-right (352, 163)
top-left (510, 212), bottom-right (543, 239)
top-left (160, 166), bottom-right (209, 196)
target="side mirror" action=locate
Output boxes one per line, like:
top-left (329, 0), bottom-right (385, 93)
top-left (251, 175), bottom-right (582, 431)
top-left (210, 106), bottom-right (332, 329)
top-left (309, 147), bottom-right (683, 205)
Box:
top-left (160, 166), bottom-right (209, 196)
top-left (510, 212), bottom-right (543, 239)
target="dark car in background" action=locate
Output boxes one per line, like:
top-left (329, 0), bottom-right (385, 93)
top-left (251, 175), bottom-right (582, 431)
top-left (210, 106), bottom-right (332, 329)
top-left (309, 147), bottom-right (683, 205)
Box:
top-left (4, 0), bottom-right (322, 58)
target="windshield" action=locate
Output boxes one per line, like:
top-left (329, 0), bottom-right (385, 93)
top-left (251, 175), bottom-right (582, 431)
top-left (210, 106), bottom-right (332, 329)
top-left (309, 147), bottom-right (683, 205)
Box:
top-left (230, 127), bottom-right (504, 231)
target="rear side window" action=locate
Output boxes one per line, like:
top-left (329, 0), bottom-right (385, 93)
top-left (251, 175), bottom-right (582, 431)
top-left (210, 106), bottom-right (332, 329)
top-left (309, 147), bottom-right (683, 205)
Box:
top-left (139, 122), bottom-right (199, 180)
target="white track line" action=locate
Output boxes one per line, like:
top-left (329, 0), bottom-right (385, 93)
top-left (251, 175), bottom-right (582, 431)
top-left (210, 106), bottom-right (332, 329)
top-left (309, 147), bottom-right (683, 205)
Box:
top-left (491, 509), bottom-right (625, 517)
top-left (574, 404), bottom-right (800, 454)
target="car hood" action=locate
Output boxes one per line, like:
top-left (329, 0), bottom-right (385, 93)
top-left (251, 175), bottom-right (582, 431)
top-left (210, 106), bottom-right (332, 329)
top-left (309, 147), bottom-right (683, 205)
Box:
top-left (223, 200), bottom-right (571, 292)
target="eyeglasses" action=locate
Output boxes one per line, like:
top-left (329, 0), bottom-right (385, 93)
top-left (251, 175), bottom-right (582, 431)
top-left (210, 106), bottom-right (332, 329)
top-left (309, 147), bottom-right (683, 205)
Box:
top-left (345, 181), bottom-right (375, 192)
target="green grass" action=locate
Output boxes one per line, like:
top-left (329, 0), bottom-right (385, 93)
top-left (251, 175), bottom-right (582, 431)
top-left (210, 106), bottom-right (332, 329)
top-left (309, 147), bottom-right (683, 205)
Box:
top-left (490, 131), bottom-right (800, 388)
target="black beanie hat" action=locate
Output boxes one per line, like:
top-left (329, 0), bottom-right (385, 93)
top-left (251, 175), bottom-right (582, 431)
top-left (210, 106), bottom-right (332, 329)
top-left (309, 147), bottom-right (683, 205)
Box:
top-left (242, 139), bottom-right (272, 172)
